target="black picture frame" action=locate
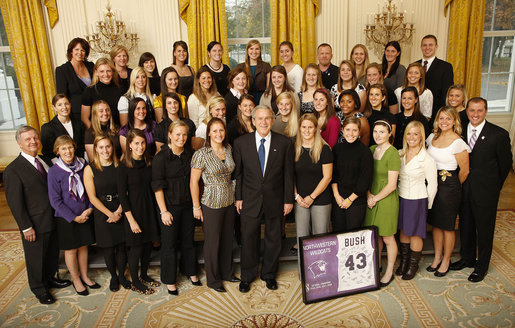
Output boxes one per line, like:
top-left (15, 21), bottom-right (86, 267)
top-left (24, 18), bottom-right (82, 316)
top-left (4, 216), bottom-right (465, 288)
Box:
top-left (299, 226), bottom-right (380, 304)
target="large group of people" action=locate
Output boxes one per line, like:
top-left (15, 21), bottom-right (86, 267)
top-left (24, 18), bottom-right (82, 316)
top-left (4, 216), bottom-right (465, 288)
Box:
top-left (4, 34), bottom-right (512, 305)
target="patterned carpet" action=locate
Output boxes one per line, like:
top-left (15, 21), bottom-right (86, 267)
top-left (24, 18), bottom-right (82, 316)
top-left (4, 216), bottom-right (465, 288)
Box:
top-left (0, 210), bottom-right (513, 327)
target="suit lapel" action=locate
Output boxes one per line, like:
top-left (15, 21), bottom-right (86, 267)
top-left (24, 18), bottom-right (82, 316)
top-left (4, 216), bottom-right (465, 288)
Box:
top-left (471, 122), bottom-right (490, 152)
top-left (17, 154), bottom-right (46, 184)
top-left (250, 132), bottom-right (265, 180)
top-left (263, 133), bottom-right (277, 180)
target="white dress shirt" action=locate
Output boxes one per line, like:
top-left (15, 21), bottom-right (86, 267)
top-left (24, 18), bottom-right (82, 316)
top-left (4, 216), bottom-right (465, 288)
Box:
top-left (467, 120), bottom-right (486, 145)
top-left (422, 56), bottom-right (436, 71)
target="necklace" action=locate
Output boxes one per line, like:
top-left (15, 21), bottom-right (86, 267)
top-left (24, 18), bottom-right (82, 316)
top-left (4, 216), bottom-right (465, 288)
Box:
top-left (208, 62), bottom-right (223, 72)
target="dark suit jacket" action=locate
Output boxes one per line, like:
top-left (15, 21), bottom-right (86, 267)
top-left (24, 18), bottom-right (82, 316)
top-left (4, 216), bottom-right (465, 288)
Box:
top-left (55, 61), bottom-right (94, 116)
top-left (418, 57), bottom-right (453, 118)
top-left (40, 115), bottom-right (85, 162)
top-left (4, 155), bottom-right (55, 234)
top-left (234, 131), bottom-right (294, 218)
top-left (238, 62), bottom-right (272, 93)
top-left (462, 121), bottom-right (512, 206)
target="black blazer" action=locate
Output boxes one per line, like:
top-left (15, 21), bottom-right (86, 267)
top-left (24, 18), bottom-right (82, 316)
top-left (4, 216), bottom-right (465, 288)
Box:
top-left (4, 155), bottom-right (55, 233)
top-left (417, 57), bottom-right (453, 118)
top-left (40, 116), bottom-right (85, 162)
top-left (462, 121), bottom-right (512, 206)
top-left (55, 61), bottom-right (94, 116)
top-left (233, 131), bottom-right (294, 218)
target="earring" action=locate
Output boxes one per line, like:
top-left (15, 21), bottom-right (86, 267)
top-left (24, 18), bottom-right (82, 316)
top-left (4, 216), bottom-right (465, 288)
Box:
top-left (129, 148), bottom-right (132, 151)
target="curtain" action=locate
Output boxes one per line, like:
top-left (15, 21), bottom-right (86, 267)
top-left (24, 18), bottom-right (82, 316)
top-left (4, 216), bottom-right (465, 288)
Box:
top-left (445, 0), bottom-right (486, 97)
top-left (270, 0), bottom-right (319, 68)
top-left (0, 0), bottom-right (56, 130)
top-left (43, 0), bottom-right (59, 28)
top-left (179, 0), bottom-right (229, 71)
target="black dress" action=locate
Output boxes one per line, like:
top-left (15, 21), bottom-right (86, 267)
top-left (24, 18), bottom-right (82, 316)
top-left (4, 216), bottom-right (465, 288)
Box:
top-left (84, 125), bottom-right (122, 160)
top-left (393, 113), bottom-right (429, 149)
top-left (82, 82), bottom-right (125, 126)
top-left (91, 164), bottom-right (125, 247)
top-left (202, 64), bottom-right (230, 96)
top-left (178, 66), bottom-right (195, 99)
top-left (154, 117), bottom-right (196, 150)
top-left (367, 109), bottom-right (397, 146)
top-left (118, 159), bottom-right (159, 246)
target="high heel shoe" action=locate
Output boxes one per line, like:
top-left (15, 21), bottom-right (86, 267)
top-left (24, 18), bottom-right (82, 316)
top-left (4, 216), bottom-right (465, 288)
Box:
top-left (434, 265), bottom-right (450, 277)
top-left (81, 278), bottom-right (101, 289)
top-left (167, 288), bottom-right (178, 296)
top-left (73, 281), bottom-right (89, 296)
top-left (189, 276), bottom-right (202, 286)
top-left (426, 261), bottom-right (441, 273)
top-left (379, 275), bottom-right (395, 287)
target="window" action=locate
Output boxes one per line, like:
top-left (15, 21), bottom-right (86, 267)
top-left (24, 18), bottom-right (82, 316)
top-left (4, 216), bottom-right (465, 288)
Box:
top-left (481, 0), bottom-right (515, 112)
top-left (226, 0), bottom-right (271, 68)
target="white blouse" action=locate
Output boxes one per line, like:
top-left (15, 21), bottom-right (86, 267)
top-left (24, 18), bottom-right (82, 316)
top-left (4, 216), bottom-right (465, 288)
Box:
top-left (398, 148), bottom-right (438, 208)
top-left (426, 133), bottom-right (470, 170)
top-left (187, 94), bottom-right (207, 128)
top-left (287, 64), bottom-right (304, 93)
top-left (394, 87), bottom-right (433, 118)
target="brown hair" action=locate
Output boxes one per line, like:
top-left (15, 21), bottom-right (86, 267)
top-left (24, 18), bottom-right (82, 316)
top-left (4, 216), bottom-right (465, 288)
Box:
top-left (301, 63), bottom-right (324, 92)
top-left (227, 66), bottom-right (248, 90)
top-left (402, 62), bottom-right (426, 91)
top-left (91, 135), bottom-right (119, 170)
top-left (123, 129), bottom-right (151, 168)
top-left (66, 38), bottom-right (90, 61)
top-left (53, 135), bottom-right (76, 155)
top-left (337, 60), bottom-right (358, 93)
top-left (205, 117), bottom-right (228, 148)
top-left (91, 58), bottom-right (120, 87)
top-left (313, 88), bottom-right (336, 131)
top-left (193, 67), bottom-right (218, 106)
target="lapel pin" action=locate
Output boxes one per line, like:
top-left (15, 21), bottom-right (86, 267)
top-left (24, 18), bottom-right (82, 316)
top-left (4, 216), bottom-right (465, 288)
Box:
top-left (273, 149), bottom-right (277, 152)
top-left (481, 136), bottom-right (485, 140)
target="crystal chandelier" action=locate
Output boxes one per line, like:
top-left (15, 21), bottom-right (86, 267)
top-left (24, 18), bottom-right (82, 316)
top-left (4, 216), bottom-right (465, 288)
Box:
top-left (85, 1), bottom-right (139, 58)
top-left (364, 0), bottom-right (415, 58)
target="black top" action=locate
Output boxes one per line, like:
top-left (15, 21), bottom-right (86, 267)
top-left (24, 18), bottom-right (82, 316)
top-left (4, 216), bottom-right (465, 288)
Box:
top-left (202, 64), bottom-right (230, 96)
top-left (294, 145), bottom-right (333, 205)
top-left (459, 110), bottom-right (469, 130)
top-left (118, 67), bottom-right (133, 94)
top-left (387, 88), bottom-right (398, 107)
top-left (91, 163), bottom-right (125, 247)
top-left (393, 113), bottom-right (429, 149)
top-left (332, 139), bottom-right (374, 205)
top-left (148, 76), bottom-right (161, 96)
top-left (40, 116), bottom-right (85, 162)
top-left (321, 64), bottom-right (339, 90)
top-left (55, 60), bottom-right (94, 117)
top-left (151, 146), bottom-right (193, 206)
top-left (153, 117), bottom-right (196, 150)
top-left (81, 81), bottom-right (125, 125)
top-left (178, 66), bottom-right (195, 99)
top-left (224, 91), bottom-right (239, 124)
top-left (118, 159), bottom-right (159, 246)
top-left (84, 125), bottom-right (122, 159)
top-left (227, 118), bottom-right (251, 146)
top-left (367, 109), bottom-right (397, 146)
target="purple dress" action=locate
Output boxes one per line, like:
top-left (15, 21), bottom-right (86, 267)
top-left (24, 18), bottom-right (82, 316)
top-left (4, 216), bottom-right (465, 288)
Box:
top-left (48, 160), bottom-right (94, 250)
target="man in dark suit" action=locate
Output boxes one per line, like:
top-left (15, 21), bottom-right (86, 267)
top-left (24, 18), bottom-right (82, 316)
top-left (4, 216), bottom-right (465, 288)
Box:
top-left (417, 35), bottom-right (454, 125)
top-left (451, 98), bottom-right (512, 282)
top-left (234, 105), bottom-right (294, 292)
top-left (318, 43), bottom-right (339, 90)
top-left (4, 126), bottom-right (71, 304)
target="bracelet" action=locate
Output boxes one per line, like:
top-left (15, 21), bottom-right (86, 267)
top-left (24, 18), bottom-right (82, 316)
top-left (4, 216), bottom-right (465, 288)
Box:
top-left (295, 193), bottom-right (299, 200)
top-left (193, 206), bottom-right (201, 210)
top-left (346, 198), bottom-right (353, 203)
top-left (160, 210), bottom-right (169, 215)
top-left (308, 195), bottom-right (314, 200)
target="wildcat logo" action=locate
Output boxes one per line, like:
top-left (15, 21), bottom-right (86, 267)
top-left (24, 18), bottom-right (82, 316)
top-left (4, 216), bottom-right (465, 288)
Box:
top-left (308, 260), bottom-right (328, 278)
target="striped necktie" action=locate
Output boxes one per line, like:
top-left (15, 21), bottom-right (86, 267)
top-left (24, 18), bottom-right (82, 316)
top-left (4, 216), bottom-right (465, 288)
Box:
top-left (469, 129), bottom-right (478, 150)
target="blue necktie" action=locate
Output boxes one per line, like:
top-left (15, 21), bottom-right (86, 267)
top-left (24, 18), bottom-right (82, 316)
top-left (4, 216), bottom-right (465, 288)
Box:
top-left (258, 138), bottom-right (266, 176)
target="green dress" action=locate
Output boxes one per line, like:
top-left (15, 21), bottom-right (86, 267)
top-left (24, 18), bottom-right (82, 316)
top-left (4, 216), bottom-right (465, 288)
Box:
top-left (364, 145), bottom-right (401, 236)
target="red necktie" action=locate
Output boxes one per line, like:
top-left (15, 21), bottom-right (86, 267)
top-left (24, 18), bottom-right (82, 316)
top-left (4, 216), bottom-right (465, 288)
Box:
top-left (423, 60), bottom-right (428, 72)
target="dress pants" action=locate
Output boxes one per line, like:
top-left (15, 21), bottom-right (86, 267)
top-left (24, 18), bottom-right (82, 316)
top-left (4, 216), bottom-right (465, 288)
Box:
top-left (202, 204), bottom-right (235, 288)
top-left (332, 202), bottom-right (367, 233)
top-left (295, 203), bottom-right (331, 239)
top-left (240, 208), bottom-right (281, 282)
top-left (21, 230), bottom-right (59, 296)
top-left (160, 203), bottom-right (197, 284)
top-left (459, 198), bottom-right (498, 274)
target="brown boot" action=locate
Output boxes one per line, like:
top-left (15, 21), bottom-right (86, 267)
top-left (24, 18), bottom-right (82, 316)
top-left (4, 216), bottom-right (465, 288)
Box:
top-left (402, 250), bottom-right (422, 280)
top-left (395, 243), bottom-right (410, 276)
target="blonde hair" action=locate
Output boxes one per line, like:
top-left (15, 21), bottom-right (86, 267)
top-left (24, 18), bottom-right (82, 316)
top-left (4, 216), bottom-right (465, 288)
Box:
top-left (300, 63), bottom-right (324, 92)
top-left (91, 58), bottom-right (119, 87)
top-left (276, 92), bottom-right (298, 138)
top-left (433, 106), bottom-right (462, 139)
top-left (399, 120), bottom-right (426, 157)
top-left (124, 66), bottom-right (153, 101)
top-left (91, 135), bottom-right (118, 171)
top-left (203, 96), bottom-right (226, 125)
top-left (364, 62), bottom-right (383, 89)
top-left (446, 84), bottom-right (468, 108)
top-left (91, 100), bottom-right (118, 137)
top-left (109, 45), bottom-right (129, 63)
top-left (295, 113), bottom-right (327, 163)
top-left (350, 44), bottom-right (370, 81)
top-left (53, 135), bottom-right (76, 155)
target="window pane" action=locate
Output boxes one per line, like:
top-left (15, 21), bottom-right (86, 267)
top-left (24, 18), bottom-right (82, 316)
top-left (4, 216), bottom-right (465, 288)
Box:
top-left (226, 0), bottom-right (270, 38)
top-left (481, 37), bottom-right (493, 73)
top-left (484, 0), bottom-right (515, 31)
top-left (1, 53), bottom-right (19, 88)
top-left (228, 43), bottom-right (271, 68)
top-left (0, 11), bottom-right (8, 46)
top-left (490, 36), bottom-right (513, 73)
top-left (481, 73), bottom-right (513, 112)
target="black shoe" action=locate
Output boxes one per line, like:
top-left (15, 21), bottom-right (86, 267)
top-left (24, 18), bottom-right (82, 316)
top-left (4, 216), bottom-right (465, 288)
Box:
top-left (189, 277), bottom-right (202, 286)
top-left (72, 282), bottom-right (89, 296)
top-left (426, 262), bottom-right (441, 272)
top-left (450, 259), bottom-right (476, 271)
top-left (167, 288), bottom-right (178, 296)
top-left (120, 279), bottom-right (132, 290)
top-left (80, 278), bottom-right (100, 289)
top-left (213, 286), bottom-right (226, 293)
top-left (109, 278), bottom-right (120, 292)
top-left (48, 277), bottom-right (72, 289)
top-left (140, 276), bottom-right (161, 287)
top-left (225, 276), bottom-right (241, 283)
top-left (36, 292), bottom-right (55, 304)
top-left (434, 266), bottom-right (450, 277)
top-left (263, 278), bottom-right (278, 290)
top-left (290, 246), bottom-right (298, 256)
top-left (239, 281), bottom-right (250, 293)
top-left (379, 275), bottom-right (395, 288)
top-left (468, 271), bottom-right (485, 283)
